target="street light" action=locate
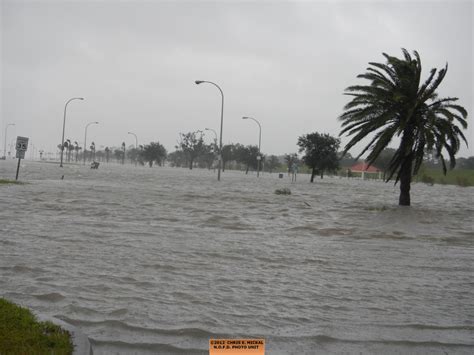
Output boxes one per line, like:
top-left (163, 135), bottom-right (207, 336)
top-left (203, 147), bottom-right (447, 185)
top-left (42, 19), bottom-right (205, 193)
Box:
top-left (60, 97), bottom-right (84, 167)
top-left (84, 121), bottom-right (99, 165)
top-left (242, 116), bottom-right (262, 177)
top-left (3, 123), bottom-right (15, 159)
top-left (195, 80), bottom-right (224, 181)
top-left (127, 132), bottom-right (138, 166)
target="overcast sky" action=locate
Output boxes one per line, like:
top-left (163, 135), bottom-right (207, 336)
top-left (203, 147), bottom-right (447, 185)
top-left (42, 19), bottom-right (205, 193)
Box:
top-left (1, 0), bottom-right (473, 158)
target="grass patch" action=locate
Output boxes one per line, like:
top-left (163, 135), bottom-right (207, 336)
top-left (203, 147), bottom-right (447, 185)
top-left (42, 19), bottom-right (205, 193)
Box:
top-left (0, 298), bottom-right (73, 354)
top-left (416, 168), bottom-right (474, 187)
top-left (0, 179), bottom-right (23, 185)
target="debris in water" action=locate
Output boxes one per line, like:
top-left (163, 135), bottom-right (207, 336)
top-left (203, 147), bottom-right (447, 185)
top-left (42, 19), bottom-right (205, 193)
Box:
top-left (275, 188), bottom-right (291, 195)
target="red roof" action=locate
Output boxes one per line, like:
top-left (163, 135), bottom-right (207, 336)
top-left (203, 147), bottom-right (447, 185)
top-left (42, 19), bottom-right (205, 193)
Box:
top-left (349, 162), bottom-right (380, 173)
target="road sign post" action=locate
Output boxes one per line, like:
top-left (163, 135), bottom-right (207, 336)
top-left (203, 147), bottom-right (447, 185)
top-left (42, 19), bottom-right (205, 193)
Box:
top-left (15, 136), bottom-right (28, 180)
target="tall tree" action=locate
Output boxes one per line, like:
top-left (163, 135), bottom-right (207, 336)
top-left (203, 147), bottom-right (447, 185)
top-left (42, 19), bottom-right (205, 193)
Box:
top-left (221, 144), bottom-right (234, 172)
top-left (126, 146), bottom-right (140, 165)
top-left (121, 142), bottom-right (125, 165)
top-left (177, 132), bottom-right (205, 169)
top-left (90, 142), bottom-right (96, 162)
top-left (167, 150), bottom-right (187, 167)
top-left (265, 155), bottom-right (281, 173)
top-left (73, 141), bottom-right (79, 162)
top-left (142, 142), bottom-right (167, 167)
top-left (234, 144), bottom-right (259, 174)
top-left (66, 139), bottom-right (73, 162)
top-left (339, 49), bottom-right (468, 205)
top-left (197, 144), bottom-right (216, 170)
top-left (297, 132), bottom-right (340, 182)
top-left (114, 149), bottom-right (123, 163)
top-left (104, 147), bottom-right (110, 163)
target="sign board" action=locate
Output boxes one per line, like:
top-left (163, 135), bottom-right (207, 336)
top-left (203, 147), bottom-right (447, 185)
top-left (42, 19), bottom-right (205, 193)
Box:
top-left (209, 339), bottom-right (265, 355)
top-left (15, 136), bottom-right (29, 159)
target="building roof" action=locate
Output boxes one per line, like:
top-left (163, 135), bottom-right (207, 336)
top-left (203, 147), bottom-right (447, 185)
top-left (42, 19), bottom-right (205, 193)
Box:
top-left (349, 162), bottom-right (380, 173)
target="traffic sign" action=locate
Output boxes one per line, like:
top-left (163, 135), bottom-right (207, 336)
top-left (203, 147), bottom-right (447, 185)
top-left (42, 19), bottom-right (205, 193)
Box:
top-left (16, 136), bottom-right (29, 152)
top-left (15, 136), bottom-right (28, 161)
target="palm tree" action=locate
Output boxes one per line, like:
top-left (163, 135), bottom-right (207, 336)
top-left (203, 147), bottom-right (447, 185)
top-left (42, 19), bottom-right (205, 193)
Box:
top-left (339, 49), bottom-right (468, 206)
top-left (65, 139), bottom-right (72, 162)
top-left (74, 141), bottom-right (80, 162)
top-left (121, 142), bottom-right (126, 165)
top-left (90, 142), bottom-right (96, 162)
top-left (105, 147), bottom-right (110, 163)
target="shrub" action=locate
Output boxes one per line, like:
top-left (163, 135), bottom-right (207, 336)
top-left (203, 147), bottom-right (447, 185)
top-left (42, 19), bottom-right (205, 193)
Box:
top-left (456, 176), bottom-right (472, 187)
top-left (420, 174), bottom-right (434, 185)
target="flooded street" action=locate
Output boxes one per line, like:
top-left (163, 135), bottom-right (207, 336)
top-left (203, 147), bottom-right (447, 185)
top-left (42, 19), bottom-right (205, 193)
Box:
top-left (1, 160), bottom-right (473, 354)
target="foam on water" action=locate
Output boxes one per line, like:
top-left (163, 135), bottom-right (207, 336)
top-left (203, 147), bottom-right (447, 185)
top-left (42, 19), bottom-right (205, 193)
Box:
top-left (1, 160), bottom-right (473, 354)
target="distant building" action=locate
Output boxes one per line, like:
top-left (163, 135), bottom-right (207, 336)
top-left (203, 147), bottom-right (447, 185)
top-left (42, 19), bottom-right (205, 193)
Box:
top-left (349, 162), bottom-right (381, 179)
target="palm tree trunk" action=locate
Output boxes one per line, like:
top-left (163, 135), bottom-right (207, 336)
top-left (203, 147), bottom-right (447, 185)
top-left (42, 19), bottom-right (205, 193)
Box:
top-left (399, 157), bottom-right (412, 206)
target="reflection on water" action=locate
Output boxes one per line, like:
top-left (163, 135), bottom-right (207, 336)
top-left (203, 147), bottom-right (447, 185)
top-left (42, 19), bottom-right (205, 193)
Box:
top-left (1, 160), bottom-right (473, 354)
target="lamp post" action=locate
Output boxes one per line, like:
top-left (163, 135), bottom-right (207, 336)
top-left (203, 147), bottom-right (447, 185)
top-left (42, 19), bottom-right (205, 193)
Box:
top-left (3, 123), bottom-right (15, 159)
top-left (127, 132), bottom-right (138, 166)
top-left (242, 116), bottom-right (262, 177)
top-left (83, 121), bottom-right (98, 165)
top-left (195, 80), bottom-right (224, 181)
top-left (60, 97), bottom-right (84, 167)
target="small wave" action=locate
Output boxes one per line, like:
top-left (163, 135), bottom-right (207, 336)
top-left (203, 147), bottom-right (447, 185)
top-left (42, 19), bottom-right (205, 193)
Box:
top-left (141, 263), bottom-right (179, 272)
top-left (90, 339), bottom-right (206, 354)
top-left (12, 265), bottom-right (43, 273)
top-left (286, 225), bottom-right (318, 232)
top-left (108, 308), bottom-right (128, 317)
top-left (200, 216), bottom-right (254, 230)
top-left (65, 304), bottom-right (98, 315)
top-left (272, 334), bottom-right (473, 347)
top-left (181, 193), bottom-right (213, 200)
top-left (383, 323), bottom-right (474, 331)
top-left (34, 292), bottom-right (66, 302)
top-left (59, 317), bottom-right (217, 338)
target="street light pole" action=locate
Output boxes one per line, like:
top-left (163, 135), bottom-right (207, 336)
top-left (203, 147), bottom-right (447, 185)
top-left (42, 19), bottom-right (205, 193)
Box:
top-left (242, 116), bottom-right (262, 177)
top-left (83, 121), bottom-right (99, 165)
top-left (60, 97), bottom-right (84, 167)
top-left (195, 80), bottom-right (224, 181)
top-left (127, 132), bottom-right (138, 166)
top-left (3, 123), bottom-right (15, 159)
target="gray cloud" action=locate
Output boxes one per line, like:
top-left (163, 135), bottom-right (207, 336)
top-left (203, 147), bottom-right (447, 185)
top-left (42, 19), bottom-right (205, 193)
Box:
top-left (1, 0), bottom-right (472, 157)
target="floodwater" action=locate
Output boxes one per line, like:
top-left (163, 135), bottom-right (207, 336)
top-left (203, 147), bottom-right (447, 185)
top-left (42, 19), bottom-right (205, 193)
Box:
top-left (1, 160), bottom-right (473, 354)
